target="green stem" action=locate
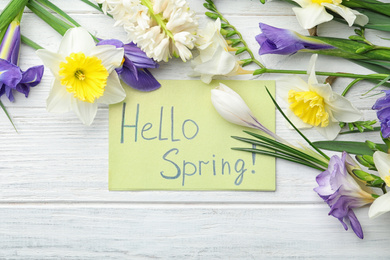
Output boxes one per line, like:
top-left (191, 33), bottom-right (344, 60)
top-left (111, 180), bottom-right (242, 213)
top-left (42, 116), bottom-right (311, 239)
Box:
top-left (212, 5), bottom-right (265, 69)
top-left (342, 78), bottom-right (364, 96)
top-left (254, 68), bottom-right (390, 80)
top-left (79, 0), bottom-right (113, 18)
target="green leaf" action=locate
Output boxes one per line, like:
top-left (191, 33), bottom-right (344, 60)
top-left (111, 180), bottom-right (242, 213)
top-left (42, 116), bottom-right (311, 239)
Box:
top-left (312, 141), bottom-right (387, 155)
top-left (0, 0), bottom-right (28, 31)
top-left (0, 100), bottom-right (17, 132)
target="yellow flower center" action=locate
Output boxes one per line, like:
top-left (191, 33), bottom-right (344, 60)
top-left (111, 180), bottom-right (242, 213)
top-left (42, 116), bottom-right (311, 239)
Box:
top-left (59, 52), bottom-right (109, 103)
top-left (311, 0), bottom-right (333, 4)
top-left (385, 174), bottom-right (390, 187)
top-left (288, 90), bottom-right (329, 127)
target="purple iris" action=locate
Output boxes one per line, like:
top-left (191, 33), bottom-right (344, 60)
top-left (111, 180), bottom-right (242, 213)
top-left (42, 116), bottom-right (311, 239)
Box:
top-left (0, 21), bottom-right (44, 102)
top-left (255, 23), bottom-right (334, 55)
top-left (314, 152), bottom-right (373, 239)
top-left (372, 90), bottom-right (390, 138)
top-left (97, 39), bottom-right (160, 91)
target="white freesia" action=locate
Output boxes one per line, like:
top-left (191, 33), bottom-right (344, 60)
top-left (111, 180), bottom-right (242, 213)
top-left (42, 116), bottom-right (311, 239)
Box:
top-left (191, 19), bottom-right (250, 84)
top-left (36, 27), bottom-right (125, 125)
top-left (369, 151), bottom-right (390, 219)
top-left (292, 0), bottom-right (368, 29)
top-left (278, 54), bottom-right (362, 140)
top-left (96, 0), bottom-right (198, 62)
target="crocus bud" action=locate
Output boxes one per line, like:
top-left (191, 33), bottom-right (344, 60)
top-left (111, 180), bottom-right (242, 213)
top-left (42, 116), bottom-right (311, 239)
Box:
top-left (211, 83), bottom-right (257, 128)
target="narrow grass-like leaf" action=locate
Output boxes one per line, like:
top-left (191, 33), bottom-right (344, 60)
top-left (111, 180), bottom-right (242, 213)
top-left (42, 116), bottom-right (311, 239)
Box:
top-left (35, 0), bottom-right (81, 27)
top-left (27, 1), bottom-right (73, 36)
top-left (232, 148), bottom-right (325, 171)
top-left (237, 132), bottom-right (329, 167)
top-left (21, 35), bottom-right (43, 50)
top-left (312, 141), bottom-right (387, 155)
top-left (0, 101), bottom-right (17, 132)
top-left (79, 0), bottom-right (113, 18)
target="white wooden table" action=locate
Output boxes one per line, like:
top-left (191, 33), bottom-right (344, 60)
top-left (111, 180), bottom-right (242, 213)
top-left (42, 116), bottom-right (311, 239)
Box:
top-left (1, 0), bottom-right (390, 258)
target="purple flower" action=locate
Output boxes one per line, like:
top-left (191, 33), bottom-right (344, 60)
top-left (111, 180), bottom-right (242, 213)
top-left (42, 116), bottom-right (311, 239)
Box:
top-left (0, 20), bottom-right (44, 102)
top-left (97, 39), bottom-right (160, 92)
top-left (255, 23), bottom-right (334, 55)
top-left (372, 90), bottom-right (390, 138)
top-left (314, 152), bottom-right (374, 239)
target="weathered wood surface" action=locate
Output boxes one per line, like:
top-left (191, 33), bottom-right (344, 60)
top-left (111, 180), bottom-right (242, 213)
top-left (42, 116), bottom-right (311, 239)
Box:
top-left (0, 0), bottom-right (389, 258)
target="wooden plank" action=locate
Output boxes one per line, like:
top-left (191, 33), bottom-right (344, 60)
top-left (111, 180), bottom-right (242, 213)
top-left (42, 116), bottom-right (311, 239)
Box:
top-left (0, 204), bottom-right (388, 259)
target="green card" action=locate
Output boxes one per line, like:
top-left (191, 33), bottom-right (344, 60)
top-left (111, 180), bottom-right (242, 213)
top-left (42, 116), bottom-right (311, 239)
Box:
top-left (109, 80), bottom-right (275, 191)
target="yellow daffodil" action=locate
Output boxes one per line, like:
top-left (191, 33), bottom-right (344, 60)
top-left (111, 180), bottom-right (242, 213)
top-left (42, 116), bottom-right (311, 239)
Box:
top-left (36, 27), bottom-right (126, 125)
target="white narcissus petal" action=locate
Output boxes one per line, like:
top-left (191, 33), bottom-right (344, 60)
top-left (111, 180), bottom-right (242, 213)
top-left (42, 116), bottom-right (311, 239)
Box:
top-left (325, 93), bottom-right (362, 122)
top-left (373, 151), bottom-right (390, 181)
top-left (315, 119), bottom-right (341, 140)
top-left (277, 75), bottom-right (309, 101)
top-left (46, 79), bottom-right (73, 113)
top-left (91, 45), bottom-right (124, 74)
top-left (369, 192), bottom-right (390, 219)
top-left (193, 46), bottom-right (236, 76)
top-left (98, 72), bottom-right (126, 104)
top-left (71, 98), bottom-right (98, 126)
top-left (292, 0), bottom-right (312, 8)
top-left (307, 53), bottom-right (318, 85)
top-left (58, 27), bottom-right (96, 57)
top-left (322, 3), bottom-right (360, 26)
top-left (351, 9), bottom-right (369, 26)
top-left (292, 4), bottom-right (333, 29)
top-left (35, 49), bottom-right (64, 79)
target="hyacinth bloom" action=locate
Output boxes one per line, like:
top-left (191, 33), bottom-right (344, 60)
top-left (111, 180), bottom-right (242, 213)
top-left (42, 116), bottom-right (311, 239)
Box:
top-left (0, 19), bottom-right (44, 102)
top-left (277, 54), bottom-right (362, 140)
top-left (369, 151), bottom-right (390, 219)
top-left (97, 0), bottom-right (198, 62)
top-left (97, 39), bottom-right (160, 91)
top-left (255, 23), bottom-right (334, 55)
top-left (292, 0), bottom-right (368, 29)
top-left (36, 27), bottom-right (126, 125)
top-left (372, 90), bottom-right (390, 138)
top-left (314, 152), bottom-right (375, 239)
top-left (191, 19), bottom-right (251, 84)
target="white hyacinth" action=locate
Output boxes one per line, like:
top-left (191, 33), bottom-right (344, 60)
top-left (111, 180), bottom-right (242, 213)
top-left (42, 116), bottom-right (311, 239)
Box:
top-left (96, 0), bottom-right (198, 62)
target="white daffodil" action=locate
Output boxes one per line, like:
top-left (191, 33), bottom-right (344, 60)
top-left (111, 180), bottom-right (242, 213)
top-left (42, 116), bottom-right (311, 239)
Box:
top-left (278, 54), bottom-right (362, 140)
top-left (36, 27), bottom-right (126, 125)
top-left (292, 0), bottom-right (368, 29)
top-left (369, 151), bottom-right (390, 219)
top-left (191, 19), bottom-right (251, 84)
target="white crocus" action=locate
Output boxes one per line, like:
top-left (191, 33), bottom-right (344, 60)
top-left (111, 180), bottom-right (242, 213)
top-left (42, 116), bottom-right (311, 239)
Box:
top-left (211, 83), bottom-right (286, 143)
top-left (369, 151), bottom-right (390, 219)
top-left (278, 54), bottom-right (362, 140)
top-left (36, 27), bottom-right (125, 125)
top-left (191, 19), bottom-right (250, 84)
top-left (292, 0), bottom-right (368, 29)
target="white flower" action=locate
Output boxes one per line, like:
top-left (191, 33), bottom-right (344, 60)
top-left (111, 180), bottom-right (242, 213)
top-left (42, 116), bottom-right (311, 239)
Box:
top-left (191, 19), bottom-right (250, 84)
top-left (369, 151), bottom-right (390, 219)
top-left (292, 0), bottom-right (368, 29)
top-left (278, 54), bottom-right (362, 140)
top-left (98, 0), bottom-right (198, 62)
top-left (36, 27), bottom-right (125, 125)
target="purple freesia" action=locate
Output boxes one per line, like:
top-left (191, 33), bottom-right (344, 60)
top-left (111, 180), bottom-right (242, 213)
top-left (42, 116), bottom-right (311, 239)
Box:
top-left (372, 90), bottom-right (390, 138)
top-left (98, 39), bottom-right (160, 92)
top-left (255, 23), bottom-right (334, 55)
top-left (314, 152), bottom-right (374, 239)
top-left (0, 20), bottom-right (44, 102)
